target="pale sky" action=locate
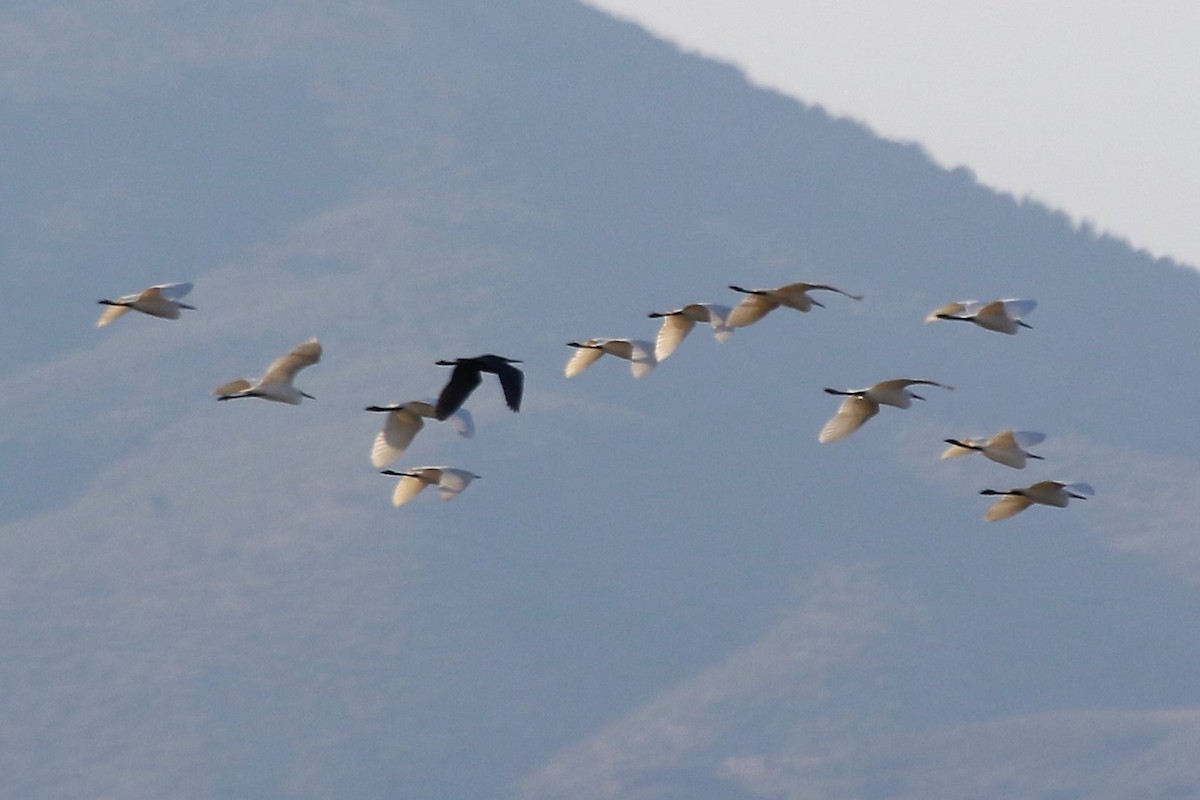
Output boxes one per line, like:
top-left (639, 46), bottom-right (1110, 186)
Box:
top-left (586, 0), bottom-right (1200, 268)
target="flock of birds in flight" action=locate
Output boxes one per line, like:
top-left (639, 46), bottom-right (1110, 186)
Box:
top-left (97, 280), bottom-right (1093, 521)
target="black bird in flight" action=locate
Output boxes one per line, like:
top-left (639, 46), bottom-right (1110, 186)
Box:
top-left (434, 354), bottom-right (524, 420)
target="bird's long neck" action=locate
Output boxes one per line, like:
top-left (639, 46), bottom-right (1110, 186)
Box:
top-left (823, 388), bottom-right (862, 397)
top-left (944, 438), bottom-right (983, 452)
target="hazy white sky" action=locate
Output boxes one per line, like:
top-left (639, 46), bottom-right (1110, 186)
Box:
top-left (587, 0), bottom-right (1200, 268)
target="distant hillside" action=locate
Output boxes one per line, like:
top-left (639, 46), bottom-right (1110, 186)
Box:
top-left (2, 1), bottom-right (1198, 798)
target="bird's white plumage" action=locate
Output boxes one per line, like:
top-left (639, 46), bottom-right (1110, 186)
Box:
top-left (382, 467), bottom-right (479, 507)
top-left (925, 298), bottom-right (1036, 334)
top-left (649, 303), bottom-right (732, 361)
top-left (565, 338), bottom-right (656, 378)
top-left (366, 400), bottom-right (474, 467)
top-left (96, 282), bottom-right (194, 327)
top-left (819, 379), bottom-right (953, 443)
top-left (819, 395), bottom-right (879, 443)
top-left (981, 480), bottom-right (1093, 521)
top-left (214, 338), bottom-right (322, 405)
top-left (726, 281), bottom-right (862, 328)
top-left (941, 430), bottom-right (1046, 469)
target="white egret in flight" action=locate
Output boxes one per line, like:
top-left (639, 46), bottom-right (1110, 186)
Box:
top-left (565, 338), bottom-right (656, 378)
top-left (96, 282), bottom-right (195, 327)
top-left (380, 467), bottom-right (480, 507)
top-left (726, 281), bottom-right (862, 328)
top-left (942, 430), bottom-right (1046, 469)
top-left (979, 480), bottom-right (1093, 521)
top-left (213, 338), bottom-right (322, 405)
top-left (819, 378), bottom-right (953, 443)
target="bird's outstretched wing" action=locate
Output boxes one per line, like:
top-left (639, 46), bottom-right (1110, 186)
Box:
top-left (212, 378), bottom-right (252, 397)
top-left (985, 494), bottom-right (1034, 522)
top-left (261, 339), bottom-right (322, 384)
top-left (437, 469), bottom-right (476, 501)
top-left (565, 345), bottom-right (606, 378)
top-left (494, 362), bottom-right (524, 411)
top-left (436, 364), bottom-right (482, 420)
top-left (372, 409), bottom-right (424, 468)
top-left (726, 294), bottom-right (777, 328)
top-left (819, 395), bottom-right (878, 443)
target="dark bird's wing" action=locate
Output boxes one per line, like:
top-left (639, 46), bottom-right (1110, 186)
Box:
top-left (494, 363), bottom-right (524, 412)
top-left (436, 364), bottom-right (482, 420)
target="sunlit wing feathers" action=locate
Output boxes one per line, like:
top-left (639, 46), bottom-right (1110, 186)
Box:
top-left (566, 339), bottom-right (656, 378)
top-left (212, 378), bottom-right (252, 396)
top-left (1026, 480), bottom-right (1093, 503)
top-left (96, 282), bottom-right (194, 327)
top-left (650, 303), bottom-right (733, 361)
top-left (926, 298), bottom-right (1035, 334)
top-left (775, 282), bottom-right (863, 306)
top-left (96, 304), bottom-right (132, 327)
top-left (372, 408), bottom-right (425, 468)
top-left (870, 378), bottom-right (953, 408)
top-left (819, 395), bottom-right (878, 443)
top-left (213, 338), bottom-right (321, 404)
top-left (985, 493), bottom-right (1035, 522)
top-left (925, 301), bottom-right (974, 323)
top-left (943, 430), bottom-right (1046, 468)
top-left (366, 399), bottom-right (473, 468)
top-left (728, 282), bottom-right (861, 328)
top-left (261, 338), bottom-right (322, 384)
top-left (389, 473), bottom-right (430, 507)
top-left (726, 294), bottom-right (777, 328)
top-left (985, 430), bottom-right (1045, 468)
top-left (653, 315), bottom-right (695, 362)
top-left (565, 345), bottom-right (607, 378)
top-left (981, 480), bottom-right (1093, 521)
top-left (382, 467), bottom-right (478, 507)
